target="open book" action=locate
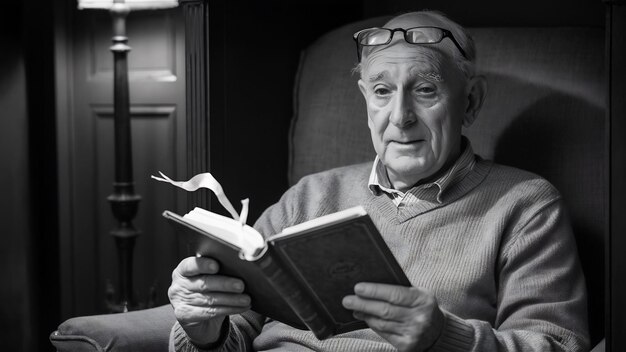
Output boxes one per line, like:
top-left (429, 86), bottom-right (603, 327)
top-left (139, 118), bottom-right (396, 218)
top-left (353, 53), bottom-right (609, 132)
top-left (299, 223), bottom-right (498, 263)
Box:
top-left (154, 172), bottom-right (411, 340)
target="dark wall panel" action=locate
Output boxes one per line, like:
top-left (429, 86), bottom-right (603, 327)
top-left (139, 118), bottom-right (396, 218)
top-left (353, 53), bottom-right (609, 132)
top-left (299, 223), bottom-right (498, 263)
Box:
top-left (0, 0), bottom-right (59, 351)
top-left (0, 40), bottom-right (33, 352)
top-left (208, 0), bottom-right (364, 222)
top-left (363, 0), bottom-right (604, 27)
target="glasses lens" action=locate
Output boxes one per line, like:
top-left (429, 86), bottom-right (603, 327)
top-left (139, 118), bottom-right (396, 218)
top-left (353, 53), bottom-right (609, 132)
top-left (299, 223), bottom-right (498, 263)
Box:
top-left (406, 27), bottom-right (444, 44)
top-left (358, 28), bottom-right (392, 46)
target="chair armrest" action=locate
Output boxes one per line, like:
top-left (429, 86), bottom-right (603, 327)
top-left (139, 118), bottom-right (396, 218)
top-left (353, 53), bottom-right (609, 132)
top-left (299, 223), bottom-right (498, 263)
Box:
top-left (50, 304), bottom-right (176, 352)
top-left (50, 303), bottom-right (604, 352)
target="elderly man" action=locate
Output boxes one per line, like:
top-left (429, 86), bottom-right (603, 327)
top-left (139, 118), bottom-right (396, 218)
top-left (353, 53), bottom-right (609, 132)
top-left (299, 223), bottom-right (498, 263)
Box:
top-left (167, 10), bottom-right (589, 352)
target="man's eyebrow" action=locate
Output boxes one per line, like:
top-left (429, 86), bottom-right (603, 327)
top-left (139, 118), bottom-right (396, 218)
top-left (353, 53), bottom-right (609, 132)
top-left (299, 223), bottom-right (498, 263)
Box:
top-left (410, 66), bottom-right (443, 82)
top-left (368, 71), bottom-right (387, 83)
top-left (417, 71), bottom-right (444, 82)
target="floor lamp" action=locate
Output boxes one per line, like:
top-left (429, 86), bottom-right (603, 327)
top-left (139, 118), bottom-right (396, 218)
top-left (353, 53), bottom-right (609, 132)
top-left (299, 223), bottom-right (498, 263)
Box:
top-left (77, 0), bottom-right (178, 312)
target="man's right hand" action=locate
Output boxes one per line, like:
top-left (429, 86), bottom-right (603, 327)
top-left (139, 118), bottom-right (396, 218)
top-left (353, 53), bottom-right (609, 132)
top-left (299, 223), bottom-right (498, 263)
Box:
top-left (168, 256), bottom-right (251, 347)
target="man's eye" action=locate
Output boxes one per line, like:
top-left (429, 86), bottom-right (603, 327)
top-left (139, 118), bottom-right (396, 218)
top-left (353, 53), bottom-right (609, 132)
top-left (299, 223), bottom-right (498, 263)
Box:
top-left (374, 87), bottom-right (391, 96)
top-left (416, 86), bottom-right (436, 94)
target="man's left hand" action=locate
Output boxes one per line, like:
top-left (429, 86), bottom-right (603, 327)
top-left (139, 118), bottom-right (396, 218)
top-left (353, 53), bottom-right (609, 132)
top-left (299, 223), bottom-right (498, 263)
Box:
top-left (342, 283), bottom-right (445, 352)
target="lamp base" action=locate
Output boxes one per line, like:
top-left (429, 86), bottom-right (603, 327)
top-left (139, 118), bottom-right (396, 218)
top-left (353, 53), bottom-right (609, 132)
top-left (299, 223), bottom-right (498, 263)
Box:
top-left (105, 280), bottom-right (157, 313)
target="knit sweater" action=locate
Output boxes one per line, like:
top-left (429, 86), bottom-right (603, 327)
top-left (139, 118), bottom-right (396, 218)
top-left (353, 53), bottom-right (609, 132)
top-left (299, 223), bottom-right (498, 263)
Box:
top-left (170, 158), bottom-right (589, 352)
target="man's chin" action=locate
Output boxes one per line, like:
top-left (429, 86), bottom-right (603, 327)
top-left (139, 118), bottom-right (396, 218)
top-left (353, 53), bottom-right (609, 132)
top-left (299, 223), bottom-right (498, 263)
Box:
top-left (385, 157), bottom-right (435, 183)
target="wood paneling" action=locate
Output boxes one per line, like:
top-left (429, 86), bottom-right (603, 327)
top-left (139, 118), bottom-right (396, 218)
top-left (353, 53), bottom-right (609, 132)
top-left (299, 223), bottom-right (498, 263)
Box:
top-left (182, 0), bottom-right (211, 210)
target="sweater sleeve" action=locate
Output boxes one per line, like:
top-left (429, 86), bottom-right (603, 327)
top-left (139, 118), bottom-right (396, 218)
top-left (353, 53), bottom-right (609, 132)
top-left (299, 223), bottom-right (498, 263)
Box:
top-left (428, 199), bottom-right (590, 352)
top-left (169, 311), bottom-right (265, 352)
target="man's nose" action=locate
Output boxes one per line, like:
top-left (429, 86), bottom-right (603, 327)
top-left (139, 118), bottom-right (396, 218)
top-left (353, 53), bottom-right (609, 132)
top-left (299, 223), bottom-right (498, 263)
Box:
top-left (389, 90), bottom-right (417, 128)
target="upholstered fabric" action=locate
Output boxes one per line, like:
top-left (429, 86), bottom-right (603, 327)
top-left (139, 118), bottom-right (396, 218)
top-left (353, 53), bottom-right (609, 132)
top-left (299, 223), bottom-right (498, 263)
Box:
top-left (50, 304), bottom-right (176, 352)
top-left (290, 16), bottom-right (604, 346)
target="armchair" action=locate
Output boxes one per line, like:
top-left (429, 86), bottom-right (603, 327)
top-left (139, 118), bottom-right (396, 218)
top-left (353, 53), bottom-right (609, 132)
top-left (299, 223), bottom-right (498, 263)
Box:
top-left (51, 16), bottom-right (606, 352)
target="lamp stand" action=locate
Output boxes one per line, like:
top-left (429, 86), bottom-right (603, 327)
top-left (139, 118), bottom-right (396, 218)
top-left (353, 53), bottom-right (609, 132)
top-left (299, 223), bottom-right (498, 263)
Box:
top-left (105, 0), bottom-right (142, 313)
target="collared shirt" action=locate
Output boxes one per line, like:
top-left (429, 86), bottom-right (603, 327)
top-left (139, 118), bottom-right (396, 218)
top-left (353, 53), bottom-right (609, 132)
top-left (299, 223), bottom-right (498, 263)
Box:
top-left (368, 139), bottom-right (476, 207)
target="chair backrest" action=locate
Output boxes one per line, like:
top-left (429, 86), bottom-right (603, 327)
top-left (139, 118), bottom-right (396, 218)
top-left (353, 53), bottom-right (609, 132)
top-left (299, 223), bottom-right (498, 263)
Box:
top-left (289, 16), bottom-right (605, 346)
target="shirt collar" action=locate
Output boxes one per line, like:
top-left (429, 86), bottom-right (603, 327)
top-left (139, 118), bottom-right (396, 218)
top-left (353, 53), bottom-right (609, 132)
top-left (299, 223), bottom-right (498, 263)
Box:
top-left (368, 137), bottom-right (476, 204)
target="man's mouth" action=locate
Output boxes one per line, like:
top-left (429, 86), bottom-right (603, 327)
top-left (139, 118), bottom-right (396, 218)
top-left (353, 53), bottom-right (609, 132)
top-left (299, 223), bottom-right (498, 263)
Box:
top-left (390, 139), bottom-right (424, 145)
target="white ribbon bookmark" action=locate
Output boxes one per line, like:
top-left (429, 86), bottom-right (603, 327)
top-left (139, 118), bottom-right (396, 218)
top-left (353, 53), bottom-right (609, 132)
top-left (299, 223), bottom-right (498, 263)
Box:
top-left (239, 198), bottom-right (249, 228)
top-left (151, 171), bottom-right (249, 226)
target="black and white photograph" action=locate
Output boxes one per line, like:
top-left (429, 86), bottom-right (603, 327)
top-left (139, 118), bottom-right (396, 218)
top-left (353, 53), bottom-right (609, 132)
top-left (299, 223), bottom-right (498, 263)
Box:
top-left (1, 0), bottom-right (622, 351)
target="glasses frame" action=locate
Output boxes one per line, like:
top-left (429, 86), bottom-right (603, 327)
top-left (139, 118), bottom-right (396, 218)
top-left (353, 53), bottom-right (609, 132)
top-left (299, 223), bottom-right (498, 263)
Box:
top-left (352, 26), bottom-right (469, 62)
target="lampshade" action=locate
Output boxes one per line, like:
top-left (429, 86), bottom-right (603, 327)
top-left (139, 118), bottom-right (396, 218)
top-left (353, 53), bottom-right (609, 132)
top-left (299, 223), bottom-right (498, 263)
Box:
top-left (78, 0), bottom-right (178, 10)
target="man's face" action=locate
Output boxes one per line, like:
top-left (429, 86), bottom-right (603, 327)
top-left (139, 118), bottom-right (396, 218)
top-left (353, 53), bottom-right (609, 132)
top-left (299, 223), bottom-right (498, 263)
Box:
top-left (358, 33), bottom-right (468, 191)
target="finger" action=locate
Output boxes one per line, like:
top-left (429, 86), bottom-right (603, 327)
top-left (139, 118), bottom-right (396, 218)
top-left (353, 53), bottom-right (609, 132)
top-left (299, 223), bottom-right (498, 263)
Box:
top-left (175, 292), bottom-right (251, 308)
top-left (343, 295), bottom-right (406, 322)
top-left (354, 311), bottom-right (405, 335)
top-left (179, 274), bottom-right (246, 293)
top-left (173, 304), bottom-right (249, 324)
top-left (354, 283), bottom-right (424, 306)
top-left (175, 256), bottom-right (220, 277)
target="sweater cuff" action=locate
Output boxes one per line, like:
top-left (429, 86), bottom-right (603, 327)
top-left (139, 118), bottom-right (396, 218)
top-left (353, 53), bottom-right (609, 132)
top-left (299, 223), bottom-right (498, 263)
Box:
top-left (171, 318), bottom-right (231, 352)
top-left (429, 311), bottom-right (474, 352)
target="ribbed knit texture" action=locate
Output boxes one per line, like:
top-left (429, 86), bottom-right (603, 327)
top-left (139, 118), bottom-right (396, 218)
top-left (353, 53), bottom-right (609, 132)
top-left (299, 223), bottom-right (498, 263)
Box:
top-left (171, 158), bottom-right (589, 352)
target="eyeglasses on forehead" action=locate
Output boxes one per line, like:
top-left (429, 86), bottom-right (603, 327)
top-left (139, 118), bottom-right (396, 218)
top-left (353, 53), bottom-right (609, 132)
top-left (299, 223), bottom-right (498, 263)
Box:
top-left (352, 26), bottom-right (468, 62)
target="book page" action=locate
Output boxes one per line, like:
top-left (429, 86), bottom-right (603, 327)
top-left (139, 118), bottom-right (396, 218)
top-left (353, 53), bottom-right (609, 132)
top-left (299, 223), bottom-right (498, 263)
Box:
top-left (184, 208), bottom-right (265, 257)
top-left (273, 206), bottom-right (367, 238)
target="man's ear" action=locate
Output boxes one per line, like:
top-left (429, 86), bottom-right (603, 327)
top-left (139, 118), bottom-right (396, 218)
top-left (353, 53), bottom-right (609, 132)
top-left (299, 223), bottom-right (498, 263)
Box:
top-left (358, 79), bottom-right (368, 99)
top-left (358, 79), bottom-right (375, 129)
top-left (463, 75), bottom-right (487, 127)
